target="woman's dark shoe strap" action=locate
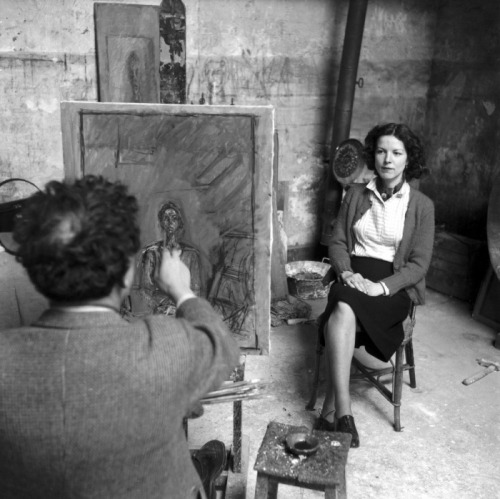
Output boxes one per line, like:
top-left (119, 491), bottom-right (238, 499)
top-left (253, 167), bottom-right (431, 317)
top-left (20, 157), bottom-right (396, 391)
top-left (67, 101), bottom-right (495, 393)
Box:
top-left (335, 415), bottom-right (360, 448)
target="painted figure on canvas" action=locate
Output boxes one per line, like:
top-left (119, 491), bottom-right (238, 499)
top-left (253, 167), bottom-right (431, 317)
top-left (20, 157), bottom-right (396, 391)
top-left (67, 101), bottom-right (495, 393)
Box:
top-left (208, 233), bottom-right (255, 338)
top-left (136, 201), bottom-right (202, 315)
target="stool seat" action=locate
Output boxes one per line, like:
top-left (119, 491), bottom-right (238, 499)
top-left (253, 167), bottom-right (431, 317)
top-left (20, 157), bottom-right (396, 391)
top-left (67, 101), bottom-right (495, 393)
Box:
top-left (254, 421), bottom-right (351, 498)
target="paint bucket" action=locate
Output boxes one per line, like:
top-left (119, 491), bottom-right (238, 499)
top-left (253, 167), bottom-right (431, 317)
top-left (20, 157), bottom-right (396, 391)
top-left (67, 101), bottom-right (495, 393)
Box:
top-left (285, 259), bottom-right (332, 300)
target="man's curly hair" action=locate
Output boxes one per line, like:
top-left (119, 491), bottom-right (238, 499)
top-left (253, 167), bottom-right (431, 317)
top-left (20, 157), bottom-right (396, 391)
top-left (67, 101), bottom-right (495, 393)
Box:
top-left (13, 175), bottom-right (140, 302)
top-left (363, 123), bottom-right (428, 180)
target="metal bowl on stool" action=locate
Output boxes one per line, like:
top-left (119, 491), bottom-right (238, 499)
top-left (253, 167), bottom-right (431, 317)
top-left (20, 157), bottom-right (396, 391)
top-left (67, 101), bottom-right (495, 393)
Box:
top-left (285, 432), bottom-right (320, 456)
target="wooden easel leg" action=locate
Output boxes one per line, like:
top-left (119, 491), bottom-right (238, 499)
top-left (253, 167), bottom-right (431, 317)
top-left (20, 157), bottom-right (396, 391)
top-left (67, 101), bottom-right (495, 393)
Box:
top-left (232, 400), bottom-right (242, 472)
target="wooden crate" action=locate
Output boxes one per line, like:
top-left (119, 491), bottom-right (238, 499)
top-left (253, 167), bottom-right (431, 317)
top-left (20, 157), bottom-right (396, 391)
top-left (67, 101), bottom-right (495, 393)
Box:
top-left (426, 230), bottom-right (488, 302)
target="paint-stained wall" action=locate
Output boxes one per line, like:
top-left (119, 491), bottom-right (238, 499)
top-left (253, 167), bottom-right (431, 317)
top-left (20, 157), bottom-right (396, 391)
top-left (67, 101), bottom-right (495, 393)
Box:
top-left (0, 0), bottom-right (97, 190)
top-left (1, 0), bottom-right (496, 252)
top-left (187, 0), bottom-right (437, 250)
top-left (184, 0), bottom-right (343, 250)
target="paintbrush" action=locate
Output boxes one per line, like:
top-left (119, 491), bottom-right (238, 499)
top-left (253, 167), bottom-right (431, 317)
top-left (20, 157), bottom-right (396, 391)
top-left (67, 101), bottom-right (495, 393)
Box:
top-left (200, 379), bottom-right (269, 405)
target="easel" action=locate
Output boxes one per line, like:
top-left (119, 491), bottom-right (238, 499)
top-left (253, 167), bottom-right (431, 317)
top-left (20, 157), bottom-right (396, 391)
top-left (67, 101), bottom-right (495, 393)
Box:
top-left (184, 356), bottom-right (250, 498)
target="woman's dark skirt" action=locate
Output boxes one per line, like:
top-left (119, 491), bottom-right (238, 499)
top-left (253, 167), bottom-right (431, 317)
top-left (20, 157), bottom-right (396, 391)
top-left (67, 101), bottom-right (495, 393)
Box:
top-left (318, 256), bottom-right (411, 362)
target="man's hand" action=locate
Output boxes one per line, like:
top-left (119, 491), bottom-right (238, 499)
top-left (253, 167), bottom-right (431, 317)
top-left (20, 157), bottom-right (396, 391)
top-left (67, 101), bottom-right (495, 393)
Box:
top-left (155, 248), bottom-right (194, 305)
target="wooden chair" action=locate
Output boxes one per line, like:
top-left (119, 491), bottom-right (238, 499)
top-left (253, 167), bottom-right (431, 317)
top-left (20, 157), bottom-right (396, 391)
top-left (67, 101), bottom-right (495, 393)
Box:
top-left (306, 302), bottom-right (417, 431)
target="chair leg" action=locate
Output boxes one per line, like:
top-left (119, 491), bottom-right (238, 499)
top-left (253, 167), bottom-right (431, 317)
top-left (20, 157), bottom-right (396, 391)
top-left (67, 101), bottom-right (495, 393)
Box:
top-left (405, 339), bottom-right (417, 388)
top-left (393, 345), bottom-right (404, 431)
top-left (305, 345), bottom-right (323, 410)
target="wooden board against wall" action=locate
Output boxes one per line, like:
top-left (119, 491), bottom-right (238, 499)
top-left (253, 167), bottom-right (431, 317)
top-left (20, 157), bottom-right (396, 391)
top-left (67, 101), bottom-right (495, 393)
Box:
top-left (426, 229), bottom-right (488, 302)
top-left (472, 265), bottom-right (500, 330)
top-left (60, 102), bottom-right (274, 353)
top-left (95, 3), bottom-right (160, 103)
top-left (486, 175), bottom-right (500, 280)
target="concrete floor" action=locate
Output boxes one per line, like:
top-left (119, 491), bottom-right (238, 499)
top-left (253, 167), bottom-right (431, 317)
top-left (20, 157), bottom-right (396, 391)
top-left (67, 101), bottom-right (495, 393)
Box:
top-left (189, 289), bottom-right (500, 498)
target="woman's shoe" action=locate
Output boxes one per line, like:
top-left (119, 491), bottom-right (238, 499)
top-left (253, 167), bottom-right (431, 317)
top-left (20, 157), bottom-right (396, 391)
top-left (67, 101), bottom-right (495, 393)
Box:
top-left (335, 415), bottom-right (360, 448)
top-left (314, 415), bottom-right (336, 432)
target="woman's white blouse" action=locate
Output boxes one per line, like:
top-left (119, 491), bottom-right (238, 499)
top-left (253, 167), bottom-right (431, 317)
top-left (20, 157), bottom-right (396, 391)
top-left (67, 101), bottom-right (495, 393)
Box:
top-left (352, 178), bottom-right (410, 263)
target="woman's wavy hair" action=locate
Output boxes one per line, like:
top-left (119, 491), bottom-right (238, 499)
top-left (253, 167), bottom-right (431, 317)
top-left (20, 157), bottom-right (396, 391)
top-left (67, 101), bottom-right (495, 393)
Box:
top-left (363, 123), bottom-right (428, 180)
top-left (13, 175), bottom-right (140, 302)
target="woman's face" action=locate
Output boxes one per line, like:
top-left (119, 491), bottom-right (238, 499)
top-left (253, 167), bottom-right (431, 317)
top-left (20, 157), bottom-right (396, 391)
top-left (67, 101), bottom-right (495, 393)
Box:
top-left (160, 208), bottom-right (181, 233)
top-left (374, 135), bottom-right (408, 188)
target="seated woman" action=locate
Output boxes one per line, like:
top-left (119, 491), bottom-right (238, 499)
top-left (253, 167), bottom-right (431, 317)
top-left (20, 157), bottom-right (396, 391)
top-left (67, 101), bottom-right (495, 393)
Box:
top-left (316, 123), bottom-right (435, 448)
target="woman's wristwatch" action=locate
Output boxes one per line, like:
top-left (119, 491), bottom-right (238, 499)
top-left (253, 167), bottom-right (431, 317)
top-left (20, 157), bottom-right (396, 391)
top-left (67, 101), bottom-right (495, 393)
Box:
top-left (379, 282), bottom-right (389, 296)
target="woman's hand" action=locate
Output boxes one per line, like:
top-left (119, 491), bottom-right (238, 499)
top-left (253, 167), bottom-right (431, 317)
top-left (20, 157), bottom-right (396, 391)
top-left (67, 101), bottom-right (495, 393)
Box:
top-left (342, 272), bottom-right (368, 293)
top-left (341, 272), bottom-right (385, 296)
top-left (364, 280), bottom-right (385, 297)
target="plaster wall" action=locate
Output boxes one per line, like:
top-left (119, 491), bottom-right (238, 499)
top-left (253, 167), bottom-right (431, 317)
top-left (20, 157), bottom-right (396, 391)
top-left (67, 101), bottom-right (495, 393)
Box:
top-left (351, 0), bottom-right (436, 140)
top-left (0, 0), bottom-right (155, 193)
top-left (421, 0), bottom-right (500, 240)
top-left (1, 0), bottom-right (436, 250)
top-left (187, 0), bottom-right (438, 249)
top-left (186, 0), bottom-right (344, 250)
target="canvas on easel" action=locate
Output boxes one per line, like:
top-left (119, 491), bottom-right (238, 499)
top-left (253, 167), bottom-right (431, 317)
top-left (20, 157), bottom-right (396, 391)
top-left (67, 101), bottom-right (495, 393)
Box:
top-left (60, 101), bottom-right (274, 353)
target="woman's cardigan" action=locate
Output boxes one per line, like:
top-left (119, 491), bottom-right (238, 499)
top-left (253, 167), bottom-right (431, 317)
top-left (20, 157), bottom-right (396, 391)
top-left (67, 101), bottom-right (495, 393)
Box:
top-left (327, 182), bottom-right (435, 305)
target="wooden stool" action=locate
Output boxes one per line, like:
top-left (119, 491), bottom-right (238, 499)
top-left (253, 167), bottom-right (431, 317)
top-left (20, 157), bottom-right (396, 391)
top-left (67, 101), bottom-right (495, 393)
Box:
top-left (253, 421), bottom-right (351, 498)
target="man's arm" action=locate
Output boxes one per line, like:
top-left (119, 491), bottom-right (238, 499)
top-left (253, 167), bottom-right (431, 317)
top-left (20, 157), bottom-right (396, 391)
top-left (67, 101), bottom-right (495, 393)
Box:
top-left (152, 247), bottom-right (240, 407)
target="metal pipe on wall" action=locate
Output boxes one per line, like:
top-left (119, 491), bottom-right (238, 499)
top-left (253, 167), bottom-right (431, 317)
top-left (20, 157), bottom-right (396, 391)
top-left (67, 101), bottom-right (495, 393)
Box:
top-left (320, 0), bottom-right (368, 245)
